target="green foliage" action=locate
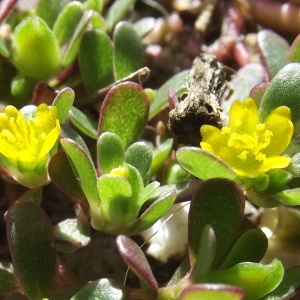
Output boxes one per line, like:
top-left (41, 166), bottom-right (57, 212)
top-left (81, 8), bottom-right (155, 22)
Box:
top-left (6, 202), bottom-right (56, 300)
top-left (12, 16), bottom-right (62, 80)
top-left (3, 2), bottom-right (300, 299)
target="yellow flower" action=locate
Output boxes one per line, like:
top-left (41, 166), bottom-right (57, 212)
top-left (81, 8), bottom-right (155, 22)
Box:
top-left (200, 98), bottom-right (293, 178)
top-left (110, 165), bottom-right (128, 178)
top-left (0, 104), bottom-right (60, 187)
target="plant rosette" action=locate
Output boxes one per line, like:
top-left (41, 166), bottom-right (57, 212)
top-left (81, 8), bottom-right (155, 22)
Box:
top-left (59, 131), bottom-right (176, 235)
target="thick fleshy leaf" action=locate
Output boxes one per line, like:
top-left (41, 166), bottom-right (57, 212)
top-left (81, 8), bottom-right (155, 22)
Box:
top-left (288, 34), bottom-right (300, 63)
top-left (69, 106), bottom-right (98, 139)
top-left (79, 29), bottom-right (114, 93)
top-left (116, 235), bottom-right (158, 298)
top-left (36, 0), bottom-right (69, 28)
top-left (60, 138), bottom-right (100, 206)
top-left (180, 284), bottom-right (245, 300)
top-left (0, 269), bottom-right (18, 293)
top-left (126, 163), bottom-right (144, 204)
top-left (274, 188), bottom-right (300, 206)
top-left (12, 16), bottom-right (61, 80)
top-left (191, 225), bottom-right (216, 282)
top-left (125, 142), bottom-right (152, 184)
top-left (188, 178), bottom-right (244, 266)
top-left (249, 82), bottom-right (269, 107)
top-left (97, 174), bottom-right (133, 229)
top-left (222, 63), bottom-right (265, 116)
top-left (260, 266), bottom-right (300, 299)
top-left (104, 0), bottom-right (137, 32)
top-left (49, 151), bottom-right (86, 200)
top-left (97, 132), bottom-right (125, 174)
top-left (151, 138), bottom-right (173, 175)
top-left (99, 82), bottom-right (150, 148)
top-left (0, 36), bottom-right (10, 58)
top-left (62, 10), bottom-right (94, 67)
top-left (53, 87), bottom-right (75, 123)
top-left (6, 202), bottom-right (55, 300)
top-left (138, 181), bottom-right (160, 206)
top-left (220, 229), bottom-right (268, 269)
top-left (204, 259), bottom-right (284, 300)
top-left (133, 17), bottom-right (156, 38)
top-left (257, 30), bottom-right (289, 79)
top-left (125, 185), bottom-right (176, 235)
top-left (54, 217), bottom-right (91, 253)
top-left (176, 147), bottom-right (237, 181)
top-left (149, 70), bottom-right (189, 120)
top-left (53, 2), bottom-right (84, 46)
top-left (259, 63), bottom-right (300, 124)
top-left (113, 22), bottom-right (143, 80)
top-left (71, 278), bottom-right (125, 300)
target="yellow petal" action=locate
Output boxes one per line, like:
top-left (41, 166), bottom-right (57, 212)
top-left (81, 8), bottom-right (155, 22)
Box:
top-left (229, 98), bottom-right (260, 134)
top-left (263, 106), bottom-right (293, 156)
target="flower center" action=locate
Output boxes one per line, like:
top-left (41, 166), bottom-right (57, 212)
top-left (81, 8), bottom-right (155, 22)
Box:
top-left (223, 124), bottom-right (273, 164)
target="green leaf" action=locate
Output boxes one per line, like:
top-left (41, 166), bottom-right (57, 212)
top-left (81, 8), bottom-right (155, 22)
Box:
top-left (138, 181), bottom-right (160, 206)
top-left (48, 152), bottom-right (86, 200)
top-left (36, 0), bottom-right (69, 28)
top-left (149, 70), bottom-right (189, 120)
top-left (125, 142), bottom-right (152, 184)
top-left (60, 138), bottom-right (100, 206)
top-left (79, 29), bottom-right (114, 93)
top-left (69, 106), bottom-right (98, 139)
top-left (125, 186), bottom-right (176, 235)
top-left (188, 178), bottom-right (245, 266)
top-left (53, 87), bottom-right (75, 123)
top-left (6, 202), bottom-right (55, 300)
top-left (71, 278), bottom-right (125, 300)
top-left (11, 75), bottom-right (36, 97)
top-left (104, 0), bottom-right (137, 32)
top-left (99, 82), bottom-right (150, 148)
top-left (204, 259), bottom-right (284, 300)
top-left (126, 163), bottom-right (144, 205)
top-left (222, 63), bottom-right (266, 116)
top-left (53, 1), bottom-right (84, 46)
top-left (54, 218), bottom-right (91, 253)
top-left (259, 63), bottom-right (300, 124)
top-left (116, 235), bottom-right (158, 299)
top-left (0, 36), bottom-right (10, 58)
top-left (274, 188), bottom-right (300, 206)
top-left (113, 21), bottom-right (143, 80)
top-left (0, 269), bottom-right (18, 293)
top-left (12, 16), bottom-right (61, 80)
top-left (260, 266), bottom-right (300, 299)
top-left (262, 169), bottom-right (292, 195)
top-left (257, 29), bottom-right (289, 79)
top-left (191, 225), bottom-right (216, 282)
top-left (97, 175), bottom-right (133, 233)
top-left (62, 10), bottom-right (93, 67)
top-left (164, 160), bottom-right (191, 185)
top-left (151, 138), bottom-right (173, 175)
top-left (288, 34), bottom-right (300, 63)
top-left (97, 132), bottom-right (125, 174)
top-left (83, 0), bottom-right (103, 13)
top-left (132, 17), bottom-right (155, 38)
top-left (176, 147), bottom-right (237, 181)
top-left (180, 284), bottom-right (245, 300)
top-left (220, 229), bottom-right (268, 269)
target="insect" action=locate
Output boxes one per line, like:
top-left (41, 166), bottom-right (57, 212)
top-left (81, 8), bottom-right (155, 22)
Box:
top-left (168, 53), bottom-right (233, 146)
